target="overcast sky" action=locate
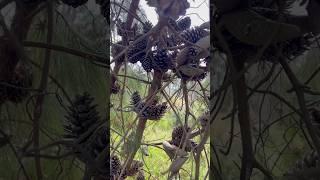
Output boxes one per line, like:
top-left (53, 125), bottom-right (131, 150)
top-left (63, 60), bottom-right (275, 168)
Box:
top-left (140, 0), bottom-right (210, 26)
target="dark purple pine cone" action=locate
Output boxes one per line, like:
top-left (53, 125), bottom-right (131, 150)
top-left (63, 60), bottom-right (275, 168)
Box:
top-left (143, 21), bottom-right (153, 33)
top-left (129, 51), bottom-right (146, 64)
top-left (131, 91), bottom-right (141, 105)
top-left (172, 126), bottom-right (189, 140)
top-left (177, 16), bottom-right (191, 31)
top-left (128, 37), bottom-right (148, 63)
top-left (64, 92), bottom-right (100, 141)
top-left (168, 18), bottom-right (180, 32)
top-left (140, 54), bottom-right (153, 72)
top-left (133, 101), bottom-right (167, 120)
top-left (64, 93), bottom-right (101, 162)
top-left (152, 49), bottom-right (174, 72)
top-left (180, 27), bottom-right (208, 44)
top-left (147, 103), bottom-right (167, 120)
top-left (171, 125), bottom-right (196, 152)
top-left (110, 155), bottom-right (122, 179)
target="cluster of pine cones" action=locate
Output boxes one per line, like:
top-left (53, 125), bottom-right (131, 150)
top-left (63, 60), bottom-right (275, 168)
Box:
top-left (64, 92), bottom-right (110, 177)
top-left (170, 125), bottom-right (197, 152)
top-left (131, 91), bottom-right (167, 120)
top-left (110, 155), bottom-right (145, 180)
top-left (111, 16), bottom-right (209, 80)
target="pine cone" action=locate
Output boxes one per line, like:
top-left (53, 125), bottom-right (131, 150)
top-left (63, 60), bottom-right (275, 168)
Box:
top-left (133, 37), bottom-right (149, 50)
top-left (168, 18), bottom-right (181, 32)
top-left (131, 91), bottom-right (141, 105)
top-left (152, 49), bottom-right (174, 72)
top-left (180, 27), bottom-right (208, 44)
top-left (184, 46), bottom-right (202, 65)
top-left (129, 52), bottom-right (146, 64)
top-left (110, 155), bottom-right (122, 179)
top-left (188, 46), bottom-right (199, 57)
top-left (177, 16), bottom-right (191, 31)
top-left (133, 101), bottom-right (167, 120)
top-left (136, 170), bottom-right (145, 180)
top-left (64, 92), bottom-right (100, 141)
top-left (111, 82), bottom-right (120, 94)
top-left (61, 0), bottom-right (88, 7)
top-left (171, 125), bottom-right (195, 152)
top-left (140, 54), bottom-right (153, 72)
top-left (133, 102), bottom-right (147, 118)
top-left (143, 21), bottom-right (153, 33)
top-left (172, 126), bottom-right (189, 141)
top-left (147, 102), bottom-right (167, 120)
top-left (128, 38), bottom-right (148, 63)
top-left (166, 35), bottom-right (180, 47)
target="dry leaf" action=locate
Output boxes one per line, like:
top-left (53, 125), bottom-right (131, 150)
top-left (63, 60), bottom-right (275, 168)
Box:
top-left (178, 65), bottom-right (205, 77)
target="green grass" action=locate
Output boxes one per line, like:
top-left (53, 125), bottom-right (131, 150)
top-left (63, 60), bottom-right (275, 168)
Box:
top-left (111, 98), bottom-right (210, 179)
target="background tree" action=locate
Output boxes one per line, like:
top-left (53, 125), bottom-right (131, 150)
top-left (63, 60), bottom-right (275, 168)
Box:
top-left (0, 0), bottom-right (109, 179)
top-left (210, 0), bottom-right (320, 179)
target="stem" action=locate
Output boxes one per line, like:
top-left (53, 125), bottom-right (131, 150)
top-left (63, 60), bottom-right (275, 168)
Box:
top-left (233, 60), bottom-right (254, 180)
top-left (32, 2), bottom-right (53, 179)
top-left (21, 41), bottom-right (108, 66)
top-left (123, 70), bottom-right (163, 171)
top-left (182, 80), bottom-right (189, 126)
top-left (125, 0), bottom-right (140, 30)
top-left (279, 57), bottom-right (320, 154)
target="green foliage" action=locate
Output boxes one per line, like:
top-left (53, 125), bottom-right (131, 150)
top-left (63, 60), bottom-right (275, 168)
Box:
top-left (0, 3), bottom-right (108, 180)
